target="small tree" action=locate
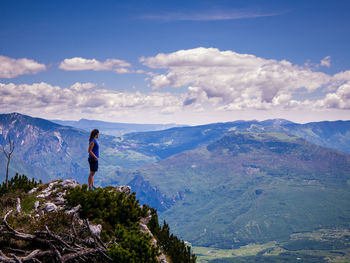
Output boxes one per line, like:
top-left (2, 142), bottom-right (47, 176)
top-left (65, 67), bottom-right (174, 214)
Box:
top-left (2, 135), bottom-right (15, 190)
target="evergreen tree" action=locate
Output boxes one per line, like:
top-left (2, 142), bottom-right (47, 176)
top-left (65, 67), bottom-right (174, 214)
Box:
top-left (0, 173), bottom-right (41, 196)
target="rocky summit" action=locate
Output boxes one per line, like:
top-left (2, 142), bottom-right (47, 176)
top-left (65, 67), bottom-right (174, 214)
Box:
top-left (0, 177), bottom-right (195, 262)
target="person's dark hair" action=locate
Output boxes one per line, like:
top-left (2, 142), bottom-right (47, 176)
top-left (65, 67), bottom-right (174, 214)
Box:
top-left (89, 129), bottom-right (99, 141)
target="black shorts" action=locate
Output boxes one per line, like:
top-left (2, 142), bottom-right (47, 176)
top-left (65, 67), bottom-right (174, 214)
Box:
top-left (88, 158), bottom-right (98, 172)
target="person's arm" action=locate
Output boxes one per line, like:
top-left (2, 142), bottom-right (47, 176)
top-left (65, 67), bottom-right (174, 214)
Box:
top-left (88, 141), bottom-right (98, 160)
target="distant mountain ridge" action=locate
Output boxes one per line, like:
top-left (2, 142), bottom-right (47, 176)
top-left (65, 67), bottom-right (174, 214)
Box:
top-left (120, 118), bottom-right (350, 161)
top-left (51, 118), bottom-right (185, 136)
top-left (281, 120), bottom-right (350, 154)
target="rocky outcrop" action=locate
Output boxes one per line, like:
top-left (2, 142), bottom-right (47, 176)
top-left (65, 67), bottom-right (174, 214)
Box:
top-left (29, 179), bottom-right (81, 214)
top-left (112, 185), bottom-right (131, 195)
top-left (0, 178), bottom-right (171, 263)
top-left (139, 211), bottom-right (168, 263)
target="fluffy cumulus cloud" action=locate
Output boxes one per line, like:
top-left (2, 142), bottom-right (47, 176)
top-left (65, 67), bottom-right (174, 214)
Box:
top-left (0, 55), bottom-right (47, 78)
top-left (315, 82), bottom-right (350, 109)
top-left (0, 82), bottom-right (183, 121)
top-left (59, 57), bottom-right (139, 74)
top-left (320, 56), bottom-right (331, 68)
top-left (140, 47), bottom-right (350, 111)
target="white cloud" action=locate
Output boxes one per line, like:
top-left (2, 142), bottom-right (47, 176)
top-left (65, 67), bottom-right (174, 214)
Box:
top-left (141, 47), bottom-right (338, 110)
top-left (140, 9), bottom-right (283, 21)
top-left (315, 82), bottom-right (350, 109)
top-left (0, 82), bottom-right (184, 121)
top-left (1, 48), bottom-right (349, 125)
top-left (320, 56), bottom-right (331, 67)
top-left (59, 57), bottom-right (136, 74)
top-left (0, 55), bottom-right (46, 78)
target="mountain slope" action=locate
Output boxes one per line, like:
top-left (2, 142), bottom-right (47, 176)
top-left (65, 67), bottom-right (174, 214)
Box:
top-left (281, 120), bottom-right (350, 154)
top-left (110, 132), bottom-right (350, 248)
top-left (120, 121), bottom-right (261, 159)
top-left (0, 113), bottom-right (158, 183)
top-left (119, 119), bottom-right (350, 160)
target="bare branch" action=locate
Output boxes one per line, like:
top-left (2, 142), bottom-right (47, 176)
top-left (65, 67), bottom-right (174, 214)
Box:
top-left (0, 249), bottom-right (52, 263)
top-left (44, 225), bottom-right (76, 251)
top-left (3, 135), bottom-right (15, 190)
top-left (16, 198), bottom-right (21, 214)
top-left (70, 213), bottom-right (78, 245)
top-left (22, 250), bottom-right (52, 262)
top-left (1, 210), bottom-right (111, 263)
top-left (2, 145), bottom-right (9, 158)
top-left (21, 250), bottom-right (42, 260)
top-left (84, 219), bottom-right (107, 249)
top-left (61, 248), bottom-right (107, 262)
top-left (0, 255), bottom-right (15, 263)
top-left (9, 140), bottom-right (15, 155)
top-left (50, 244), bottom-right (63, 263)
top-left (10, 254), bottom-right (21, 263)
top-left (3, 210), bottom-right (36, 241)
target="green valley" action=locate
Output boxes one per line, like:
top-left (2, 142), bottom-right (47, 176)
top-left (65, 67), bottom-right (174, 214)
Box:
top-left (194, 228), bottom-right (350, 262)
top-left (107, 132), bottom-right (350, 249)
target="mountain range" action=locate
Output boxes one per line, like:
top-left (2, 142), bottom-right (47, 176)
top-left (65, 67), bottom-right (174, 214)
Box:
top-left (1, 112), bottom-right (350, 252)
top-left (109, 132), bottom-right (350, 248)
top-left (51, 118), bottom-right (184, 136)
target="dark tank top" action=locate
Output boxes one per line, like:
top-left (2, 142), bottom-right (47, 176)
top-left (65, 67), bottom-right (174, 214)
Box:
top-left (89, 138), bottom-right (99, 159)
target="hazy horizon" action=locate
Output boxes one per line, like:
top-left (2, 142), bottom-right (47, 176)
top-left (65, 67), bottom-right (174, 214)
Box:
top-left (2, 111), bottom-right (350, 127)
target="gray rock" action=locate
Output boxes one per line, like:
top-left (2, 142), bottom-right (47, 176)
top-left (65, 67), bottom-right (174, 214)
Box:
top-left (43, 202), bottom-right (59, 212)
top-left (89, 224), bottom-right (102, 238)
top-left (37, 182), bottom-right (57, 198)
top-left (56, 191), bottom-right (66, 198)
top-left (36, 179), bottom-right (77, 199)
top-left (114, 185), bottom-right (131, 195)
top-left (159, 254), bottom-right (168, 263)
top-left (65, 204), bottom-right (81, 215)
top-left (34, 201), bottom-right (40, 212)
top-left (28, 187), bottom-right (38, 194)
top-left (54, 197), bottom-right (66, 206)
top-left (151, 238), bottom-right (157, 247)
top-left (36, 192), bottom-right (51, 198)
top-left (142, 215), bottom-right (152, 225)
top-left (139, 223), bottom-right (153, 237)
top-left (60, 179), bottom-right (79, 189)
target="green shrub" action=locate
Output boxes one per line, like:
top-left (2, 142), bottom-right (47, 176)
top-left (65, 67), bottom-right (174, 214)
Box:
top-left (107, 224), bottom-right (159, 263)
top-left (148, 208), bottom-right (197, 263)
top-left (65, 185), bottom-right (147, 228)
top-left (66, 186), bottom-right (197, 262)
top-left (66, 186), bottom-right (159, 262)
top-left (0, 173), bottom-right (41, 196)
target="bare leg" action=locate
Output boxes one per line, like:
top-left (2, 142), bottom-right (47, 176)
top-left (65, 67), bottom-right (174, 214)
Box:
top-left (88, 171), bottom-right (95, 188)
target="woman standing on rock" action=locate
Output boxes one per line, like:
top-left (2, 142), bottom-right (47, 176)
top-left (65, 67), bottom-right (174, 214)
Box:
top-left (88, 129), bottom-right (99, 190)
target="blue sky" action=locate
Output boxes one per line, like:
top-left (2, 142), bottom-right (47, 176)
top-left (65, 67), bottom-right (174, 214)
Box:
top-left (1, 0), bottom-right (350, 124)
